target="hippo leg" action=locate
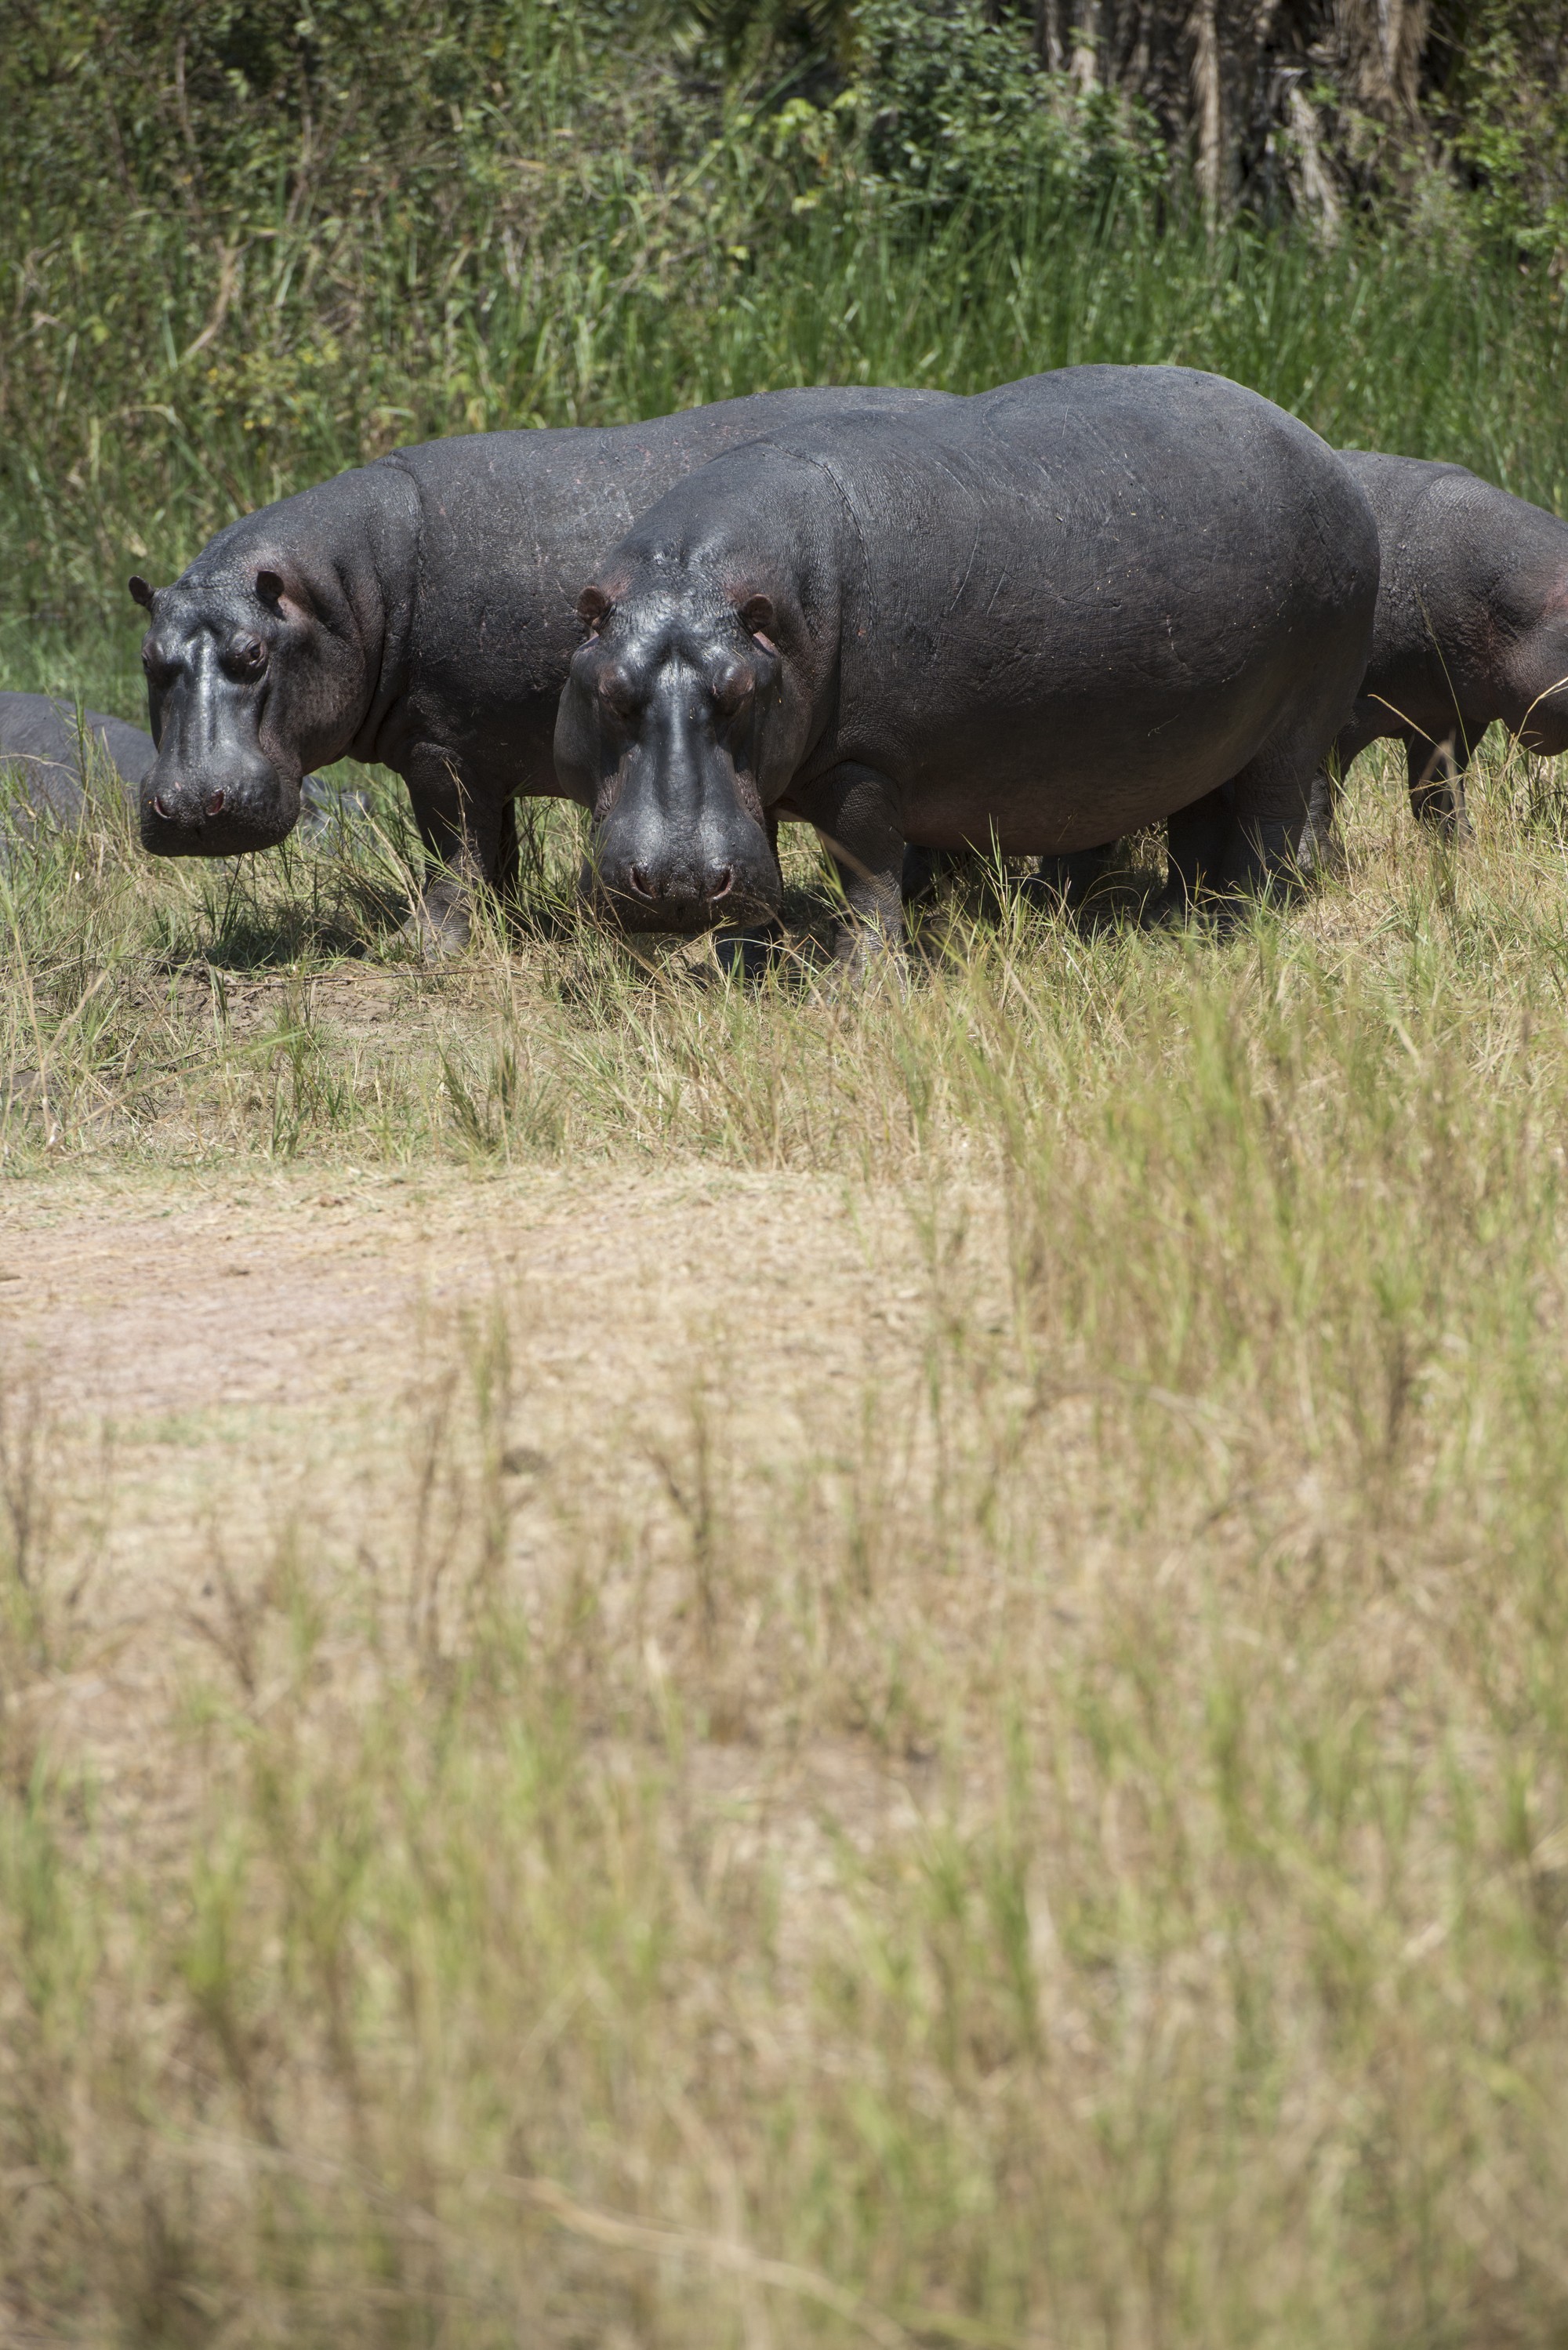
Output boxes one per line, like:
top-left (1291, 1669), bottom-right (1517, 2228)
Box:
top-left (1025, 842), bottom-right (1117, 911)
top-left (405, 750), bottom-right (509, 951)
top-left (1148, 786), bottom-right (1232, 922)
top-left (1210, 727), bottom-right (1327, 906)
top-left (1298, 767), bottom-right (1348, 880)
top-left (1407, 733), bottom-right (1473, 841)
top-left (492, 794), bottom-right (524, 908)
top-left (1301, 706), bottom-right (1383, 878)
top-left (811, 764), bottom-right (905, 968)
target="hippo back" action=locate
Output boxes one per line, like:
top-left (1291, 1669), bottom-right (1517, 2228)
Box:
top-left (760, 365), bottom-right (1377, 837)
top-left (0, 691), bottom-right (155, 823)
top-left (375, 386), bottom-right (959, 783)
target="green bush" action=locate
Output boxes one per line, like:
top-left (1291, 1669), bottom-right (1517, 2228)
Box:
top-left (847, 0), bottom-right (1164, 216)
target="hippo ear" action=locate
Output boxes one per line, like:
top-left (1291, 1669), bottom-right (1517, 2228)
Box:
top-left (739, 594), bottom-right (777, 648)
top-left (256, 568), bottom-right (286, 609)
top-left (128, 575), bottom-right (156, 610)
top-left (577, 585), bottom-right (611, 630)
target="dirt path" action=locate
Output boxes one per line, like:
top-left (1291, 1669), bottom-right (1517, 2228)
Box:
top-left (0, 1162), bottom-right (938, 1815)
top-left (0, 1160), bottom-right (911, 1426)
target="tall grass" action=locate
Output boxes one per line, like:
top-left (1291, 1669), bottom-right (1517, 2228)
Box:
top-left (5, 147), bottom-right (1567, 728)
top-left (5, 749), bottom-right (1568, 2340)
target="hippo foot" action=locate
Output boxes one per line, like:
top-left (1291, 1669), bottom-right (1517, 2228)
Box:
top-left (1143, 888), bottom-right (1246, 936)
top-left (1024, 845), bottom-right (1116, 914)
top-left (402, 884), bottom-right (474, 956)
top-left (826, 922), bottom-right (907, 991)
top-left (1139, 885), bottom-right (1195, 931)
top-left (1297, 807), bottom-right (1348, 881)
top-left (714, 923), bottom-right (784, 981)
top-left (1298, 826), bottom-right (1348, 882)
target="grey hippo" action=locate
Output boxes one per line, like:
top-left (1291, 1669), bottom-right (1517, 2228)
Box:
top-left (0, 690), bottom-right (157, 820)
top-left (1092, 449), bottom-right (1568, 903)
top-left (1302, 450), bottom-right (1568, 863)
top-left (129, 386), bottom-right (953, 944)
top-left (0, 688), bottom-right (355, 848)
top-left (553, 365), bottom-right (1380, 960)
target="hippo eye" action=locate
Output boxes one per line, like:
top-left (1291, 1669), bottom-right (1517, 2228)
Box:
top-left (227, 634), bottom-right (268, 678)
top-left (598, 665), bottom-right (641, 718)
top-left (141, 646), bottom-right (175, 688)
top-left (713, 663), bottom-right (755, 718)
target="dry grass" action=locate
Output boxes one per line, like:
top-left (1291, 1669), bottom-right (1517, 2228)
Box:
top-left (4, 736), bottom-right (1568, 2346)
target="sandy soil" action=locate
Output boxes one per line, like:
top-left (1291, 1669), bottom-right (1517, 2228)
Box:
top-left (0, 1162), bottom-right (938, 1826)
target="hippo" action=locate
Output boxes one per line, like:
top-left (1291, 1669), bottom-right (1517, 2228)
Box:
top-left (129, 385), bottom-right (954, 944)
top-left (918, 445), bottom-right (1568, 910)
top-left (1298, 452), bottom-right (1568, 863)
top-left (0, 691), bottom-right (156, 821)
top-left (553, 365), bottom-right (1380, 958)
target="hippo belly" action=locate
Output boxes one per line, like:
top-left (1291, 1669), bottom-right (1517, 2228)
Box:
top-left (895, 668), bottom-right (1298, 857)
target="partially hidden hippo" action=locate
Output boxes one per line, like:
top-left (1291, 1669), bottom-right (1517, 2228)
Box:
top-left (1302, 450), bottom-right (1568, 863)
top-left (0, 688), bottom-right (358, 850)
top-left (553, 365), bottom-right (1379, 959)
top-left (919, 446), bottom-right (1568, 911)
top-left (0, 690), bottom-right (156, 821)
top-left (129, 385), bottom-right (954, 944)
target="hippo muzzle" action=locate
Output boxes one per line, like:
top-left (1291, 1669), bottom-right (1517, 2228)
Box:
top-left (589, 833), bottom-right (782, 934)
top-left (140, 750), bottom-right (302, 856)
top-left (587, 753), bottom-right (781, 934)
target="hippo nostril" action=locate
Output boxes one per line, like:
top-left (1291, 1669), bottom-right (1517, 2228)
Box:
top-left (205, 790), bottom-right (227, 818)
top-left (707, 866), bottom-right (735, 903)
top-left (628, 865), bottom-right (659, 899)
top-left (151, 793), bottom-right (174, 822)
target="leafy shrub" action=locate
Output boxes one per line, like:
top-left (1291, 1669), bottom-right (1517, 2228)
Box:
top-left (1437, 0), bottom-right (1568, 260)
top-left (846, 0), bottom-right (1164, 216)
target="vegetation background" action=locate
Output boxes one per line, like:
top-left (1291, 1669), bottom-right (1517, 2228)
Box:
top-left (5, 4), bottom-right (1568, 2346)
top-left (5, 0), bottom-right (1568, 706)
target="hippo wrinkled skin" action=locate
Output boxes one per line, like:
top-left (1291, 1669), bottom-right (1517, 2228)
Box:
top-left (996, 445), bottom-right (1568, 905)
top-left (1305, 451), bottom-right (1568, 862)
top-left (554, 365), bottom-right (1380, 959)
top-left (129, 385), bottom-right (952, 945)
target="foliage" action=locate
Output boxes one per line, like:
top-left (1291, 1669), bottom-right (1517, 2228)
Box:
top-left (841, 0), bottom-right (1165, 215)
top-left (1435, 0), bottom-right (1568, 257)
top-left (4, 0), bottom-right (1568, 699)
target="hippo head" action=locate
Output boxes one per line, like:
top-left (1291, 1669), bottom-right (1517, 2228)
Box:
top-left (555, 571), bottom-right (797, 933)
top-left (1510, 572), bottom-right (1568, 757)
top-left (129, 563), bottom-right (361, 856)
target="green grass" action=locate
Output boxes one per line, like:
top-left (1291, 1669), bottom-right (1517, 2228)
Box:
top-left (6, 187), bottom-right (1567, 739)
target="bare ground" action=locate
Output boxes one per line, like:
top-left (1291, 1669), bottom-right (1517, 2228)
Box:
top-left (0, 1163), bottom-right (945, 1854)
